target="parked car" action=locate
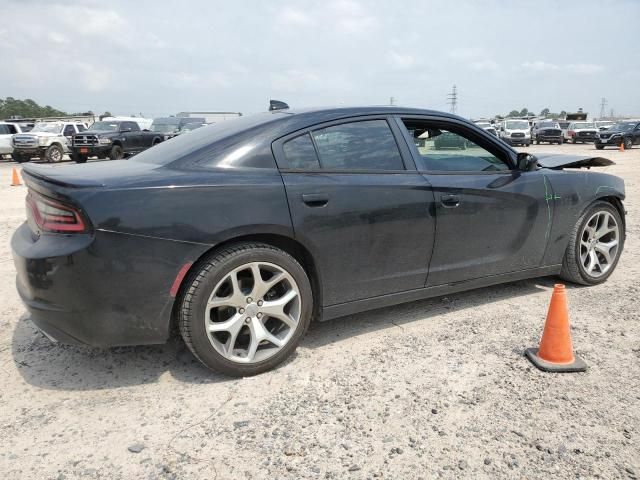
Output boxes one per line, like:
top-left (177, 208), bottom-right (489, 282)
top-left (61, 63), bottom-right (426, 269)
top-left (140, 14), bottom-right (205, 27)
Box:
top-left (434, 131), bottom-right (467, 149)
top-left (594, 121), bottom-right (640, 150)
top-left (565, 122), bottom-right (598, 143)
top-left (595, 120), bottom-right (615, 131)
top-left (498, 119), bottom-right (531, 146)
top-left (12, 106), bottom-right (625, 376)
top-left (176, 122), bottom-right (207, 135)
top-left (0, 121), bottom-right (23, 158)
top-left (151, 117), bottom-right (207, 139)
top-left (532, 121), bottom-right (563, 145)
top-left (557, 120), bottom-right (571, 139)
top-left (71, 120), bottom-right (164, 163)
top-left (11, 121), bottom-right (87, 162)
top-left (474, 122), bottom-right (498, 136)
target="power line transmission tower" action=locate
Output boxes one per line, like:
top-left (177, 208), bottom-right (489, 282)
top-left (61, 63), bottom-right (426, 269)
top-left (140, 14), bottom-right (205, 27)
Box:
top-left (389, 96), bottom-right (395, 106)
top-left (447, 85), bottom-right (457, 114)
top-left (599, 98), bottom-right (607, 119)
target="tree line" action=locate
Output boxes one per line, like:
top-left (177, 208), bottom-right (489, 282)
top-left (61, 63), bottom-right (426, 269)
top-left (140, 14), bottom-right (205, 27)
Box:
top-left (0, 97), bottom-right (70, 118)
top-left (504, 108), bottom-right (567, 118)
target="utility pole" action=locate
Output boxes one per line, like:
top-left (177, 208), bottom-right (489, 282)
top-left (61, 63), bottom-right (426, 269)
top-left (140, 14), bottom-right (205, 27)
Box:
top-left (389, 96), bottom-right (395, 106)
top-left (447, 85), bottom-right (457, 114)
top-left (599, 98), bottom-right (607, 119)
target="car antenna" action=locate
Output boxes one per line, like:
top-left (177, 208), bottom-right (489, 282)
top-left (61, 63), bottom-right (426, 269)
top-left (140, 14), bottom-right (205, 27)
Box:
top-left (269, 100), bottom-right (289, 111)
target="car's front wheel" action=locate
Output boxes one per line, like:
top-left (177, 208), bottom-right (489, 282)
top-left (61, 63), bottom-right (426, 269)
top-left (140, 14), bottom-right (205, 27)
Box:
top-left (45, 144), bottom-right (63, 162)
top-left (178, 243), bottom-right (313, 376)
top-left (560, 201), bottom-right (624, 285)
top-left (624, 137), bottom-right (633, 150)
top-left (109, 145), bottom-right (124, 160)
top-left (595, 144), bottom-right (605, 150)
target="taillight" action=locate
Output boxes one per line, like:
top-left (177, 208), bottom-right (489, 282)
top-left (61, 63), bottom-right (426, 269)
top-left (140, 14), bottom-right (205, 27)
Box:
top-left (26, 191), bottom-right (87, 233)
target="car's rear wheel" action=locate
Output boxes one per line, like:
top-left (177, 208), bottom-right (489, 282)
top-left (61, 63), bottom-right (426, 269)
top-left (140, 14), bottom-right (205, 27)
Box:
top-left (624, 137), bottom-right (633, 150)
top-left (560, 201), bottom-right (624, 285)
top-left (178, 243), bottom-right (313, 376)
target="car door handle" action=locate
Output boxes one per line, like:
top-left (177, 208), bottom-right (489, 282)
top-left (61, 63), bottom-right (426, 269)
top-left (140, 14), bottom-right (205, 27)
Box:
top-left (302, 193), bottom-right (329, 207)
top-left (440, 194), bottom-right (460, 208)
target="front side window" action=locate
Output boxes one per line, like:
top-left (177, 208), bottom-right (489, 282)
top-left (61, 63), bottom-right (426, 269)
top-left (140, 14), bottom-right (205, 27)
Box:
top-left (311, 120), bottom-right (404, 171)
top-left (505, 121), bottom-right (529, 130)
top-left (402, 119), bottom-right (510, 172)
top-left (282, 133), bottom-right (320, 170)
top-left (63, 125), bottom-right (76, 136)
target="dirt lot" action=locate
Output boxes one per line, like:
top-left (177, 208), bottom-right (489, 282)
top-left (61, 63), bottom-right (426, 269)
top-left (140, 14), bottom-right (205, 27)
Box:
top-left (0, 144), bottom-right (638, 480)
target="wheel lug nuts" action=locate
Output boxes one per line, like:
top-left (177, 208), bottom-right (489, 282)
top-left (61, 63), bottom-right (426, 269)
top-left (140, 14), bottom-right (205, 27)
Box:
top-left (257, 300), bottom-right (263, 306)
top-left (238, 308), bottom-right (245, 314)
top-left (246, 297), bottom-right (253, 304)
top-left (245, 318), bottom-right (250, 324)
top-left (257, 312), bottom-right (263, 319)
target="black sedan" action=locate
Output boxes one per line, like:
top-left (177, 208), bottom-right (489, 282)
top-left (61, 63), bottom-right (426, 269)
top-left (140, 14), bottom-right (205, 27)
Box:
top-left (12, 106), bottom-right (626, 376)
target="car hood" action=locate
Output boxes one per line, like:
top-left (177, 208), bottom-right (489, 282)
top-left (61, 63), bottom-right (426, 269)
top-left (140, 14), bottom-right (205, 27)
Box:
top-left (536, 154), bottom-right (614, 169)
top-left (16, 132), bottom-right (61, 138)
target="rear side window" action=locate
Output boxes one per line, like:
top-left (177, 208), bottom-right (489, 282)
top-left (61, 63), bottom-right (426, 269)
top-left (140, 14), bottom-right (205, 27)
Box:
top-left (0, 125), bottom-right (10, 134)
top-left (311, 120), bottom-right (404, 171)
top-left (282, 134), bottom-right (320, 170)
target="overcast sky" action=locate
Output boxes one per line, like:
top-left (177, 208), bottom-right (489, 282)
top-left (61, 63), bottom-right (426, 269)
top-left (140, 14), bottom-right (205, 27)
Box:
top-left (1, 0), bottom-right (638, 119)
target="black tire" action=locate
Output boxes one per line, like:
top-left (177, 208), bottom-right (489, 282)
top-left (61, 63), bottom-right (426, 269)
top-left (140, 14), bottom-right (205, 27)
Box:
top-left (45, 144), bottom-right (64, 163)
top-left (571, 138), bottom-right (577, 144)
top-left (560, 201), bottom-right (624, 286)
top-left (109, 144), bottom-right (124, 160)
top-left (595, 145), bottom-right (605, 150)
top-left (535, 139), bottom-right (540, 145)
top-left (624, 137), bottom-right (633, 150)
top-left (74, 153), bottom-right (88, 164)
top-left (178, 242), bottom-right (313, 376)
top-left (11, 152), bottom-right (26, 163)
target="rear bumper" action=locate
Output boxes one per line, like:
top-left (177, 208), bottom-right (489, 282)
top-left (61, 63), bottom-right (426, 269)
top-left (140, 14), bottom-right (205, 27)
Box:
top-left (11, 222), bottom-right (202, 347)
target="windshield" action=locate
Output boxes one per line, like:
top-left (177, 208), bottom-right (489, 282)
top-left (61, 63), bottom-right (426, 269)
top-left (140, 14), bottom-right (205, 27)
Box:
top-left (505, 121), bottom-right (529, 130)
top-left (88, 121), bottom-right (120, 132)
top-left (539, 122), bottom-right (559, 128)
top-left (30, 123), bottom-right (63, 134)
top-left (610, 123), bottom-right (636, 132)
top-left (151, 123), bottom-right (180, 134)
top-left (574, 122), bottom-right (595, 129)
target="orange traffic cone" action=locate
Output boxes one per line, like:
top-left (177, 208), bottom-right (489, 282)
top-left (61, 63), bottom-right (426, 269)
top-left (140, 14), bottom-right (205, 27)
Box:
top-left (620, 141), bottom-right (625, 152)
top-left (525, 284), bottom-right (587, 372)
top-left (10, 167), bottom-right (21, 186)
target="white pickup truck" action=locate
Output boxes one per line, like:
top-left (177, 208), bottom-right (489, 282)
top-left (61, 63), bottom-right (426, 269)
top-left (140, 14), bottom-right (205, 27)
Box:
top-left (11, 121), bottom-right (87, 162)
top-left (0, 122), bottom-right (23, 159)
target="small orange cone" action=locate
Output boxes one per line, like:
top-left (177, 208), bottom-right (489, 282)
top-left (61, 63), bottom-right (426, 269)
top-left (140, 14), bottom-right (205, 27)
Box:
top-left (525, 284), bottom-right (587, 372)
top-left (10, 167), bottom-right (22, 187)
top-left (620, 141), bottom-right (625, 152)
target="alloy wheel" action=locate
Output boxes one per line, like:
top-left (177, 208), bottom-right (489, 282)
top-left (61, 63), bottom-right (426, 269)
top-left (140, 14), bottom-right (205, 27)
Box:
top-left (204, 261), bottom-right (301, 363)
top-left (580, 210), bottom-right (620, 278)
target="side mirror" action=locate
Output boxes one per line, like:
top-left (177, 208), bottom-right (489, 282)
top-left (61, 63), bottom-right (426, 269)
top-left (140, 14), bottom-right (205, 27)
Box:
top-left (517, 152), bottom-right (538, 171)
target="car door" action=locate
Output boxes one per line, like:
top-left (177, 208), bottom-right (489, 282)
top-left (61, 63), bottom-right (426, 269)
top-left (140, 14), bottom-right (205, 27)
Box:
top-left (273, 117), bottom-right (436, 306)
top-left (395, 116), bottom-right (550, 287)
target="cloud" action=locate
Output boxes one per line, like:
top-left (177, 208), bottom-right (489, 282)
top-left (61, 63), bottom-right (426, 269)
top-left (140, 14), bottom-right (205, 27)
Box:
top-left (387, 51), bottom-right (419, 70)
top-left (470, 60), bottom-right (499, 71)
top-left (566, 63), bottom-right (604, 74)
top-left (521, 61), bottom-right (604, 74)
top-left (279, 7), bottom-right (313, 26)
top-left (521, 61), bottom-right (561, 72)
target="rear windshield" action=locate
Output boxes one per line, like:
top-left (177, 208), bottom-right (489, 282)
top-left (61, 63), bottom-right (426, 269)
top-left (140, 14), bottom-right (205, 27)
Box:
top-left (132, 112), bottom-right (282, 166)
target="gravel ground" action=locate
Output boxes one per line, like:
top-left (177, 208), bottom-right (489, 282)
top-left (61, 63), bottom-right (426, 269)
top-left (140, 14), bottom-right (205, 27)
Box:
top-left (0, 144), bottom-right (638, 479)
